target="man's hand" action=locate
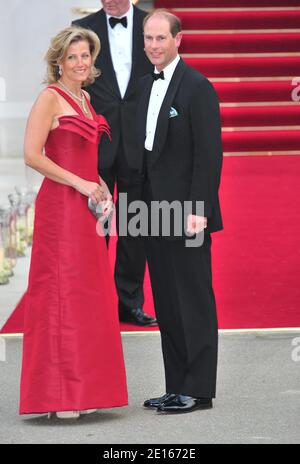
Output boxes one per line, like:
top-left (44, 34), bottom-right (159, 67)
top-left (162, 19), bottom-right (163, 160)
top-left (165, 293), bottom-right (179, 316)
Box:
top-left (187, 214), bottom-right (207, 235)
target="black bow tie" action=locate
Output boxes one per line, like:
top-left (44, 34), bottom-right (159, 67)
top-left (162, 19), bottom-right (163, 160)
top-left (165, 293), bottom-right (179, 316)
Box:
top-left (152, 71), bottom-right (165, 81)
top-left (109, 16), bottom-right (128, 29)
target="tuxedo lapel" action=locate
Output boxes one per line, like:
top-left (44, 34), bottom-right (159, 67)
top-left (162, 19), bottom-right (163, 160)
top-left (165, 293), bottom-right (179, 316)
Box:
top-left (151, 59), bottom-right (187, 163)
top-left (95, 10), bottom-right (121, 98)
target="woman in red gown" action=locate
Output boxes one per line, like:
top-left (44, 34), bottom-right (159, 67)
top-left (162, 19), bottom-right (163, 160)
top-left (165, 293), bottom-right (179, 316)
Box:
top-left (19, 27), bottom-right (128, 418)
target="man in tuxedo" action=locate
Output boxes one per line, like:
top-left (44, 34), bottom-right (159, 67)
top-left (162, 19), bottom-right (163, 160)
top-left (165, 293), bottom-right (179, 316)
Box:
top-left (73, 0), bottom-right (156, 326)
top-left (137, 10), bottom-right (223, 413)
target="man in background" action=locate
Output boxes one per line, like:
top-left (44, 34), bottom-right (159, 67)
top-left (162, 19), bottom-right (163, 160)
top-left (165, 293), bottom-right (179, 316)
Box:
top-left (73, 0), bottom-right (156, 326)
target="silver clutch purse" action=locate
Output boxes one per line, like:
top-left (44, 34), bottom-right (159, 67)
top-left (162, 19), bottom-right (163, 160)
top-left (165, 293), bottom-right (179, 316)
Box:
top-left (88, 197), bottom-right (105, 220)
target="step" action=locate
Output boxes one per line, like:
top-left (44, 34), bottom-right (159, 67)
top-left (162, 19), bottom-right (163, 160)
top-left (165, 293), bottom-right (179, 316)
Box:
top-left (155, 1), bottom-right (300, 8)
top-left (220, 105), bottom-right (300, 126)
top-left (184, 56), bottom-right (300, 77)
top-left (174, 10), bottom-right (300, 30)
top-left (180, 32), bottom-right (300, 53)
top-left (222, 129), bottom-right (300, 152)
top-left (213, 80), bottom-right (297, 102)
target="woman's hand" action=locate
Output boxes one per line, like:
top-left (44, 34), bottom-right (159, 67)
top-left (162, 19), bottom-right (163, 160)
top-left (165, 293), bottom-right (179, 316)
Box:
top-left (74, 178), bottom-right (106, 204)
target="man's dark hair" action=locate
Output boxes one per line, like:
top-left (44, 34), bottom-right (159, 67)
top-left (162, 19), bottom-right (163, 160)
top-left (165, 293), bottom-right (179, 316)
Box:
top-left (143, 9), bottom-right (182, 37)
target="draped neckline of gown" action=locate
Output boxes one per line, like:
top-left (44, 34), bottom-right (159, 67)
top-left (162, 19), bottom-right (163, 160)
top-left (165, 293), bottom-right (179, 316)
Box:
top-left (48, 85), bottom-right (97, 124)
top-left (47, 85), bottom-right (111, 143)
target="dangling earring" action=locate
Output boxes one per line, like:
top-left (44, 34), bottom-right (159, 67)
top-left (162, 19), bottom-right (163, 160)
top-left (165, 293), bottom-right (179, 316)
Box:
top-left (58, 66), bottom-right (63, 76)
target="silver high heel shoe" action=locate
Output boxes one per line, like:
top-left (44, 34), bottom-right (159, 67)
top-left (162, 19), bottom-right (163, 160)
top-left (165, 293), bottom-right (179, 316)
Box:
top-left (47, 411), bottom-right (80, 419)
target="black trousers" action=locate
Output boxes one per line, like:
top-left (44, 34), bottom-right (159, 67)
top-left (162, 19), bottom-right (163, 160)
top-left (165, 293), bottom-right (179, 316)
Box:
top-left (142, 180), bottom-right (218, 398)
top-left (100, 143), bottom-right (146, 310)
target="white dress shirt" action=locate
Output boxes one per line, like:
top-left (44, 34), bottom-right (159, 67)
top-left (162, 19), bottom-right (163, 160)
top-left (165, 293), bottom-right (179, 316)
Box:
top-left (106, 3), bottom-right (133, 98)
top-left (145, 55), bottom-right (180, 151)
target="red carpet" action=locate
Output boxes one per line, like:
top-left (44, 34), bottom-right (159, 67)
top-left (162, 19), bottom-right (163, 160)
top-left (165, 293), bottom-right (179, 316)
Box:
top-left (175, 13), bottom-right (300, 32)
top-left (222, 130), bottom-right (300, 152)
top-left (181, 33), bottom-right (300, 53)
top-left (214, 81), bottom-right (296, 103)
top-left (155, 0), bottom-right (300, 7)
top-left (1, 0), bottom-right (300, 333)
top-left (213, 155), bottom-right (300, 329)
top-left (185, 56), bottom-right (300, 78)
top-left (177, 0), bottom-right (300, 155)
top-left (2, 156), bottom-right (300, 333)
top-left (221, 106), bottom-right (300, 127)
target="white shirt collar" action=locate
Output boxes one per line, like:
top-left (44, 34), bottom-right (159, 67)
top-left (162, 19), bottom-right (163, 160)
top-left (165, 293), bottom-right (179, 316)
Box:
top-left (154, 55), bottom-right (180, 82)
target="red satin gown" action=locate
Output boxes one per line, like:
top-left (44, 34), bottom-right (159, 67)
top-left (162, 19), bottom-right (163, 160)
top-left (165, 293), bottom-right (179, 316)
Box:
top-left (19, 86), bottom-right (128, 414)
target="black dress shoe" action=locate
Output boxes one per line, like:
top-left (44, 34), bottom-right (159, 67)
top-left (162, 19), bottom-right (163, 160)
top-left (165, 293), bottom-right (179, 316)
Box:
top-left (119, 306), bottom-right (157, 326)
top-left (157, 395), bottom-right (213, 414)
top-left (143, 393), bottom-right (176, 408)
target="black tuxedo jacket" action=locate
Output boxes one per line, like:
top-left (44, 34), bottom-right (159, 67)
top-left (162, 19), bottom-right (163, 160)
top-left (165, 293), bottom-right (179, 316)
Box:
top-left (73, 6), bottom-right (153, 170)
top-left (137, 58), bottom-right (223, 233)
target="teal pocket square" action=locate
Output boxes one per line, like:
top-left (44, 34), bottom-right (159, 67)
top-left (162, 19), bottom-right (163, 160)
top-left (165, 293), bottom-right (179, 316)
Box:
top-left (169, 107), bottom-right (178, 118)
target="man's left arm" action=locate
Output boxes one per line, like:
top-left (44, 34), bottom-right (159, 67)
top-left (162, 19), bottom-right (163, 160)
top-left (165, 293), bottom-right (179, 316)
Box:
top-left (188, 78), bottom-right (223, 226)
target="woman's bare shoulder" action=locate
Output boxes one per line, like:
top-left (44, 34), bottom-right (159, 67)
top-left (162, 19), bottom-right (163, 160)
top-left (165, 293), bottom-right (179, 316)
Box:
top-left (35, 87), bottom-right (60, 106)
top-left (29, 87), bottom-right (60, 119)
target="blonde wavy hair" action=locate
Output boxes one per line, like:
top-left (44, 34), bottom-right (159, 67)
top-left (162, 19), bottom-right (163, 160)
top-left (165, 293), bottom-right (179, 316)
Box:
top-left (44, 26), bottom-right (101, 86)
